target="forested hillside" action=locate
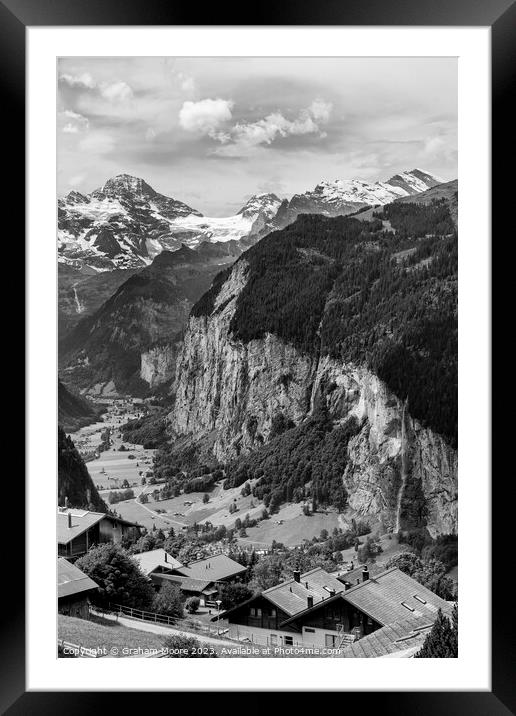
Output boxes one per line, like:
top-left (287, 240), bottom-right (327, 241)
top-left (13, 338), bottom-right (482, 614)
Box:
top-left (58, 427), bottom-right (107, 512)
top-left (194, 199), bottom-right (457, 445)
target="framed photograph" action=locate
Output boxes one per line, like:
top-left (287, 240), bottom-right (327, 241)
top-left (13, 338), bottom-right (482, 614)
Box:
top-left (8, 0), bottom-right (510, 707)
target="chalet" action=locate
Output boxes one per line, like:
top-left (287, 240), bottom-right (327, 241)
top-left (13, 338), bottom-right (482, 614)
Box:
top-left (132, 548), bottom-right (182, 576)
top-left (150, 553), bottom-right (247, 607)
top-left (58, 557), bottom-right (98, 619)
top-left (339, 614), bottom-right (434, 658)
top-left (57, 508), bottom-right (141, 561)
top-left (215, 565), bottom-right (452, 649)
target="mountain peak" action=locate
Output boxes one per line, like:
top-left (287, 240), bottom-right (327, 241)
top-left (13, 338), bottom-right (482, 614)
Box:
top-left (102, 174), bottom-right (156, 198)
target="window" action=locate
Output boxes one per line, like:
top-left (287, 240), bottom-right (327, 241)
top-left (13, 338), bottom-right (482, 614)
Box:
top-left (284, 636), bottom-right (293, 646)
top-left (257, 608), bottom-right (262, 617)
top-left (304, 628), bottom-right (315, 633)
top-left (250, 607), bottom-right (256, 617)
top-left (325, 634), bottom-right (337, 647)
top-left (270, 634), bottom-right (277, 645)
top-left (271, 609), bottom-right (276, 617)
top-left (401, 601), bottom-right (415, 612)
top-left (413, 594), bottom-right (427, 604)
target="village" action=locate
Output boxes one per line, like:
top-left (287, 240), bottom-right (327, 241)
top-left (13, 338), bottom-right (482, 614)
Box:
top-left (58, 397), bottom-right (457, 659)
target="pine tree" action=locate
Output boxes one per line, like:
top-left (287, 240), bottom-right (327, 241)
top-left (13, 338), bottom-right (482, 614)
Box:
top-left (414, 605), bottom-right (458, 658)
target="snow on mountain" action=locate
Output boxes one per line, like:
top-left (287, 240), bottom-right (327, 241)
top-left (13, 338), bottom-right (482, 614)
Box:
top-left (57, 170), bottom-right (445, 271)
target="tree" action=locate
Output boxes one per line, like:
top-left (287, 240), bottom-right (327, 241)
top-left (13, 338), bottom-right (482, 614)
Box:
top-left (153, 583), bottom-right (184, 618)
top-left (386, 552), bottom-right (456, 600)
top-left (76, 544), bottom-right (155, 610)
top-left (219, 582), bottom-right (253, 610)
top-left (248, 555), bottom-right (283, 591)
top-left (414, 605), bottom-right (458, 658)
top-left (203, 493), bottom-right (210, 504)
top-left (139, 493), bottom-right (149, 504)
top-left (185, 596), bottom-right (200, 614)
top-left (162, 634), bottom-right (217, 657)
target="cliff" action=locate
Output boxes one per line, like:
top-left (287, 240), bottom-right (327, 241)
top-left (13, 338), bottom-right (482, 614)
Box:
top-left (170, 259), bottom-right (457, 537)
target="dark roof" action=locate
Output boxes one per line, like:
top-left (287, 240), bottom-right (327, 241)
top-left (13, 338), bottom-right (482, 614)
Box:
top-left (335, 564), bottom-right (382, 587)
top-left (57, 509), bottom-right (140, 545)
top-left (339, 615), bottom-right (434, 658)
top-left (58, 557), bottom-right (98, 599)
top-left (263, 567), bottom-right (345, 617)
top-left (175, 553), bottom-right (247, 582)
top-left (340, 567), bottom-right (452, 626)
top-left (150, 572), bottom-right (214, 594)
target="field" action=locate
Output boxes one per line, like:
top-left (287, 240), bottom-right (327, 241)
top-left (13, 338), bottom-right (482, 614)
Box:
top-left (58, 614), bottom-right (166, 656)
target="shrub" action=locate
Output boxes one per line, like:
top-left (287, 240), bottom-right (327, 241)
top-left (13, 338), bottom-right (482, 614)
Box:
top-left (185, 596), bottom-right (200, 614)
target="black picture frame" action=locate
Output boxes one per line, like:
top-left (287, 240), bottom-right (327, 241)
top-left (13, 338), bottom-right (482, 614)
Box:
top-left (7, 0), bottom-right (512, 710)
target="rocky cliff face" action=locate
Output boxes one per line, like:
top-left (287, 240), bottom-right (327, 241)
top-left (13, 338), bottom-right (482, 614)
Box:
top-left (140, 343), bottom-right (179, 388)
top-left (170, 260), bottom-right (457, 537)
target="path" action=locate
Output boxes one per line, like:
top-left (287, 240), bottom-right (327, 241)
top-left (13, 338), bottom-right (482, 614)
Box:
top-left (97, 611), bottom-right (236, 647)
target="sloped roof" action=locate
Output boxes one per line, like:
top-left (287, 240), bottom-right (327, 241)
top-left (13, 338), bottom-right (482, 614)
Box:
top-left (335, 564), bottom-right (382, 587)
top-left (57, 508), bottom-right (140, 545)
top-left (132, 549), bottom-right (182, 575)
top-left (263, 567), bottom-right (345, 617)
top-left (175, 553), bottom-right (247, 582)
top-left (58, 557), bottom-right (98, 599)
top-left (339, 615), bottom-right (433, 658)
top-left (341, 567), bottom-right (452, 626)
top-left (150, 572), bottom-right (214, 594)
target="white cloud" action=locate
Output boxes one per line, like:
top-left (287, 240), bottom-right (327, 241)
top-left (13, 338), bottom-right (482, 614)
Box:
top-left (145, 127), bottom-right (157, 141)
top-left (69, 174), bottom-right (86, 187)
top-left (212, 99), bottom-right (333, 157)
top-left (59, 72), bottom-right (96, 89)
top-left (60, 72), bottom-right (133, 102)
top-left (60, 110), bottom-right (89, 134)
top-left (423, 135), bottom-right (446, 155)
top-left (100, 81), bottom-right (133, 102)
top-left (179, 98), bottom-right (234, 136)
top-left (177, 72), bottom-right (196, 95)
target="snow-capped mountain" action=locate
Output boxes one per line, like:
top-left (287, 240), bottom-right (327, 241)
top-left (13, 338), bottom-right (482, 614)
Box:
top-left (58, 170), bottom-right (444, 271)
top-left (279, 168), bottom-right (444, 224)
top-left (58, 176), bottom-right (281, 271)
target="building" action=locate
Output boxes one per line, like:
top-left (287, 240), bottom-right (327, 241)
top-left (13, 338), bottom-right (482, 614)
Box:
top-left (148, 552), bottom-right (247, 607)
top-left (131, 548), bottom-right (182, 576)
top-left (57, 508), bottom-right (142, 561)
top-left (216, 565), bottom-right (452, 649)
top-left (58, 557), bottom-right (98, 619)
top-left (338, 615), bottom-right (434, 658)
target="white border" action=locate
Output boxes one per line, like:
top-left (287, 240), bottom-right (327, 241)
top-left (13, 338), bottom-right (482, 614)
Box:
top-left (27, 26), bottom-right (490, 691)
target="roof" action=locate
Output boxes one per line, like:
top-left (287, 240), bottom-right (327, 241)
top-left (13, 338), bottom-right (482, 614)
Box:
top-left (339, 615), bottom-right (433, 658)
top-left (263, 567), bottom-right (345, 617)
top-left (132, 549), bottom-right (182, 575)
top-left (341, 567), bottom-right (452, 627)
top-left (175, 553), bottom-right (247, 582)
top-left (58, 557), bottom-right (98, 599)
top-left (57, 508), bottom-right (140, 545)
top-left (150, 572), bottom-right (214, 594)
top-left (334, 564), bottom-right (382, 587)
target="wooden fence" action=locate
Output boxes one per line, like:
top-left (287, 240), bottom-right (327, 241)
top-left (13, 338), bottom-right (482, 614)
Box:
top-left (104, 603), bottom-right (232, 640)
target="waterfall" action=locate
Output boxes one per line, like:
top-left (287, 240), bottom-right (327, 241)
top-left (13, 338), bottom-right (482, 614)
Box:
top-left (72, 283), bottom-right (85, 314)
top-left (395, 399), bottom-right (410, 533)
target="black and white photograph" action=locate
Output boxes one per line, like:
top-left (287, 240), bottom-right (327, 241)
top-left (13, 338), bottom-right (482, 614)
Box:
top-left (55, 55), bottom-right (459, 660)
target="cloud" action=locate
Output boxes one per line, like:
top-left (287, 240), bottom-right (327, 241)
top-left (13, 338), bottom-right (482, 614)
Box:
top-left (179, 98), bottom-right (234, 136)
top-left (69, 174), bottom-right (86, 187)
top-left (59, 72), bottom-right (96, 89)
top-left (100, 81), bottom-right (133, 102)
top-left (59, 72), bottom-right (133, 102)
top-left (212, 99), bottom-right (333, 157)
top-left (60, 110), bottom-right (89, 134)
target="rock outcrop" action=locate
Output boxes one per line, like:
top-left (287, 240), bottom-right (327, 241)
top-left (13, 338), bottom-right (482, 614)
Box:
top-left (170, 261), bottom-right (457, 537)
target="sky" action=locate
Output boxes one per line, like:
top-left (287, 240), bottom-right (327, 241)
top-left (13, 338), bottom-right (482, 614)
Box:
top-left (57, 57), bottom-right (457, 216)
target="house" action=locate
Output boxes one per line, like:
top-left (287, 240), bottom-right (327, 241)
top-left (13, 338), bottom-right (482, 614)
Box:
top-left (57, 508), bottom-right (142, 561)
top-left (149, 553), bottom-right (247, 607)
top-left (131, 548), bottom-right (182, 576)
top-left (215, 565), bottom-right (452, 649)
top-left (338, 615), bottom-right (434, 658)
top-left (58, 557), bottom-right (98, 619)
top-left (150, 573), bottom-right (220, 607)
